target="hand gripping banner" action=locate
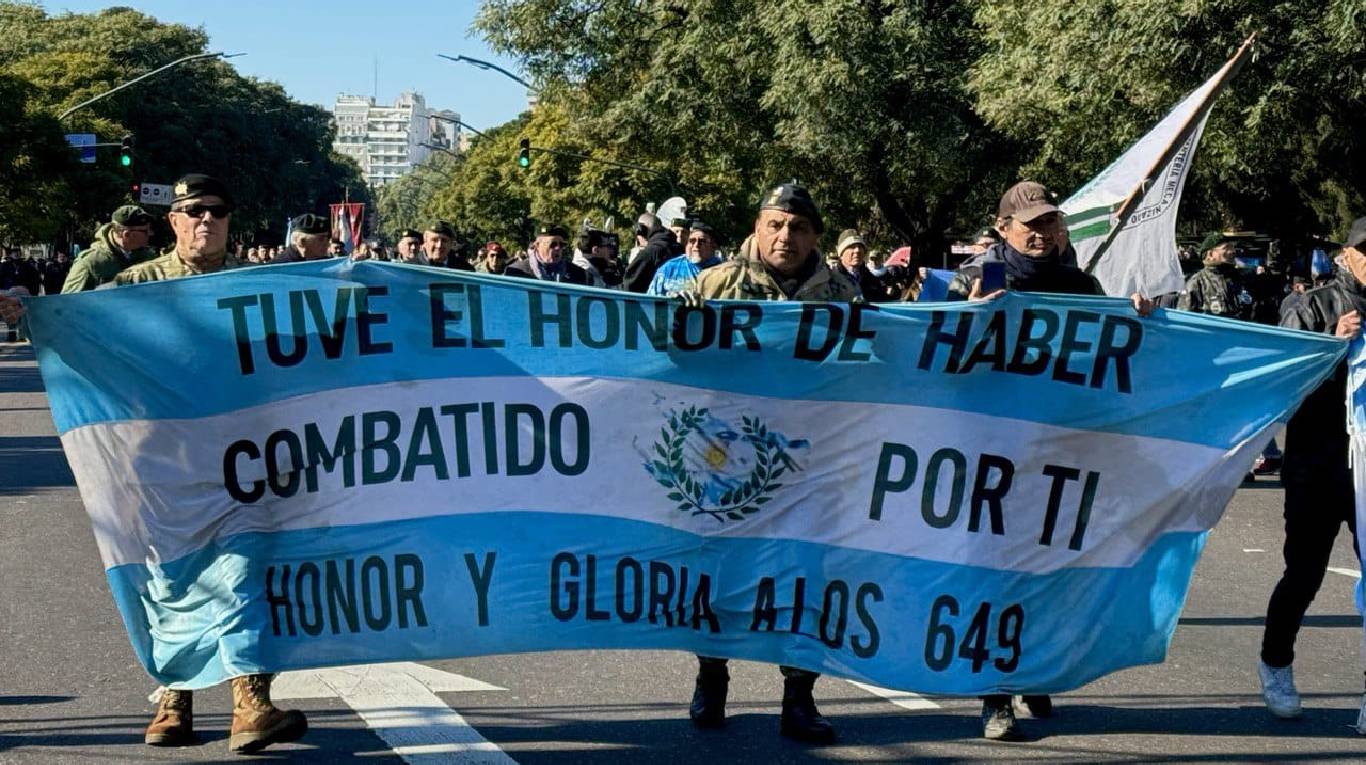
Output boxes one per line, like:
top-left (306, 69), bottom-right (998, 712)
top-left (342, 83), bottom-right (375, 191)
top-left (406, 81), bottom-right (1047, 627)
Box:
top-left (26, 260), bottom-right (1344, 692)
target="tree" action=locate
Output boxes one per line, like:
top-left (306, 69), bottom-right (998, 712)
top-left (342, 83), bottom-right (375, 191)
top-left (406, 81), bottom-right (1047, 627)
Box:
top-left (0, 4), bottom-right (369, 245)
top-left (475, 0), bottom-right (1021, 253)
top-left (971, 0), bottom-right (1366, 242)
top-left (0, 73), bottom-right (78, 245)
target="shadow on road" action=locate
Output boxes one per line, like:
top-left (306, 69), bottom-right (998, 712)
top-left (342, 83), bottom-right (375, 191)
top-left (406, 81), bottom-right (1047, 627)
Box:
top-left (0, 435), bottom-right (73, 494)
top-left (0, 345), bottom-right (42, 394)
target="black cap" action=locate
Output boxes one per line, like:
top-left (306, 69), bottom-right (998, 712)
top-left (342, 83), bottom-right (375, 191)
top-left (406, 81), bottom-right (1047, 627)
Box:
top-left (759, 183), bottom-right (824, 234)
top-left (597, 232), bottom-right (620, 248)
top-left (539, 224), bottom-right (569, 239)
top-left (171, 173), bottom-right (235, 209)
top-left (398, 228), bottom-right (422, 241)
top-left (291, 213), bottom-right (328, 235)
top-left (1199, 232), bottom-right (1239, 253)
top-left (1344, 216), bottom-right (1366, 250)
top-left (689, 221), bottom-right (723, 246)
top-left (425, 220), bottom-right (457, 239)
top-left (111, 204), bottom-right (153, 227)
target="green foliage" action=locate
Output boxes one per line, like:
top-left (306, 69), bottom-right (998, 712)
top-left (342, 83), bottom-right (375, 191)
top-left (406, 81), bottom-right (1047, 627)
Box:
top-left (0, 72), bottom-right (78, 244)
top-left (972, 0), bottom-right (1366, 240)
top-left (0, 3), bottom-right (369, 246)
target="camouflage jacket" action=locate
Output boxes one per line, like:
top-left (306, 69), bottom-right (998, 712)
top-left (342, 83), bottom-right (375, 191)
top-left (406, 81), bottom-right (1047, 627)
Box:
top-left (695, 255), bottom-right (861, 302)
top-left (62, 223), bottom-right (157, 293)
top-left (1178, 263), bottom-right (1251, 319)
top-left (113, 249), bottom-right (244, 285)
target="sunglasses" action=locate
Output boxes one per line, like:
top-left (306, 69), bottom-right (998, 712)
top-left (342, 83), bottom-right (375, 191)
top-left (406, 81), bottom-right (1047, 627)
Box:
top-left (172, 204), bottom-right (232, 219)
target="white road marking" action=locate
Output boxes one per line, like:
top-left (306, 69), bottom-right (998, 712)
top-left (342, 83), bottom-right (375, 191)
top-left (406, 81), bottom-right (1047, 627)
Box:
top-left (273, 662), bottom-right (514, 764)
top-left (1242, 548), bottom-right (1266, 553)
top-left (847, 680), bottom-right (941, 710)
top-left (1327, 567), bottom-right (1362, 579)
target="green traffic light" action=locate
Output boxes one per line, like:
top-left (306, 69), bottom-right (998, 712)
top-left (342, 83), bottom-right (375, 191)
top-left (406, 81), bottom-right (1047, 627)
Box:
top-left (517, 155), bottom-right (530, 168)
top-left (120, 154), bottom-right (132, 167)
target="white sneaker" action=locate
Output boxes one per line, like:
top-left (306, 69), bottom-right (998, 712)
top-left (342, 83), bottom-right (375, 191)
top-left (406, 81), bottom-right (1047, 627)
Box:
top-left (1354, 694), bottom-right (1366, 735)
top-left (1258, 661), bottom-right (1303, 719)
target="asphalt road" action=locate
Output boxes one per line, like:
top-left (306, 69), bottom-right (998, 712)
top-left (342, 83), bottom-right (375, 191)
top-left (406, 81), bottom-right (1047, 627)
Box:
top-left (1, 341), bottom-right (1363, 763)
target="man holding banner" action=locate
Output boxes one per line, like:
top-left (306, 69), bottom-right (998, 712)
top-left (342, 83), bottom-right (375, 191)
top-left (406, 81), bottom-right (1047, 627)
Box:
top-left (103, 174), bottom-right (309, 753)
top-left (952, 180), bottom-right (1154, 741)
top-left (1260, 216), bottom-right (1366, 727)
top-left (685, 183), bottom-right (857, 744)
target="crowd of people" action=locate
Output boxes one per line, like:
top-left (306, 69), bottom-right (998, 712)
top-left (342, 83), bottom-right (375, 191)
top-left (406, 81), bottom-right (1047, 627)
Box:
top-left (1, 170), bottom-right (1364, 751)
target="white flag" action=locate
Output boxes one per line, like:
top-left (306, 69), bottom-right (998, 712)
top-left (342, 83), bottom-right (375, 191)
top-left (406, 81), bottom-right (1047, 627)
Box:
top-left (1063, 37), bottom-right (1254, 299)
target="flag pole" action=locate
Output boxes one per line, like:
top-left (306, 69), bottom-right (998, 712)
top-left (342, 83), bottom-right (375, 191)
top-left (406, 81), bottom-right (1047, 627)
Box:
top-left (1083, 33), bottom-right (1257, 276)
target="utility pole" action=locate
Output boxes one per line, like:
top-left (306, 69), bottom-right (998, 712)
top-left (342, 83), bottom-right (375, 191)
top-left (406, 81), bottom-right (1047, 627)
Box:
top-left (59, 52), bottom-right (243, 120)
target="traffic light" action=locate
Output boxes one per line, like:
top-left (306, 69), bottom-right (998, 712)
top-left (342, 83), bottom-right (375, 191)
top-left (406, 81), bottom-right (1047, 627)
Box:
top-left (517, 138), bottom-right (531, 169)
top-left (131, 182), bottom-right (140, 197)
top-left (119, 134), bottom-right (134, 167)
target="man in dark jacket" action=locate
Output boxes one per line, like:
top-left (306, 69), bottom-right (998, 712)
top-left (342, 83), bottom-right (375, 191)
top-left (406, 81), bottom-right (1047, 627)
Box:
top-left (40, 252), bottom-right (71, 295)
top-left (273, 214), bottom-right (331, 263)
top-left (623, 214), bottom-right (681, 293)
top-left (423, 220), bottom-right (475, 271)
top-left (503, 225), bottom-right (591, 284)
top-left (951, 181), bottom-right (1153, 741)
top-left (1257, 216), bottom-right (1366, 729)
top-left (834, 228), bottom-right (892, 302)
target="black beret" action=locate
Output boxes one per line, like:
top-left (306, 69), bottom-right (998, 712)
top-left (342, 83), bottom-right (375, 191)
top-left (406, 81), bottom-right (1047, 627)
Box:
top-left (1199, 232), bottom-right (1239, 253)
top-left (539, 224), bottom-right (570, 239)
top-left (171, 173), bottom-right (235, 209)
top-left (398, 229), bottom-right (422, 240)
top-left (689, 221), bottom-right (723, 246)
top-left (425, 220), bottom-right (457, 239)
top-left (759, 183), bottom-right (824, 234)
top-left (111, 204), bottom-right (153, 227)
top-left (291, 213), bottom-right (329, 235)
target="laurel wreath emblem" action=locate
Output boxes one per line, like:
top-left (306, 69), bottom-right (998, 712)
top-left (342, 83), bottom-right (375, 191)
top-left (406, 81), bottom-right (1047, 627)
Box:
top-left (648, 405), bottom-right (803, 524)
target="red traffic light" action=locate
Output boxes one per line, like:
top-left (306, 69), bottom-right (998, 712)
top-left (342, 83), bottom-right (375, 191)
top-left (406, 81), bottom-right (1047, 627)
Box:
top-left (131, 182), bottom-right (140, 196)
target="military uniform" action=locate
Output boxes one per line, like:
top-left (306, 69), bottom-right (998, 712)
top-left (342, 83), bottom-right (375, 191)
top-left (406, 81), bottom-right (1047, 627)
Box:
top-left (688, 184), bottom-right (843, 745)
top-left (114, 249), bottom-right (243, 285)
top-left (1179, 262), bottom-right (1251, 318)
top-left (696, 255), bottom-right (861, 302)
top-left (62, 210), bottom-right (158, 293)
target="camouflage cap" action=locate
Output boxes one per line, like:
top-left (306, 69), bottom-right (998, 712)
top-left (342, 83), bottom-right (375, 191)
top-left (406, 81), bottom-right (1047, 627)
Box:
top-left (836, 228), bottom-right (865, 255)
top-left (759, 183), bottom-right (824, 234)
top-left (111, 204), bottom-right (153, 228)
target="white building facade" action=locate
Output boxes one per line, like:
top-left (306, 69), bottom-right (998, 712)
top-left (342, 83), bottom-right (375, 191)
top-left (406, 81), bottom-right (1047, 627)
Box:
top-left (332, 92), bottom-right (462, 187)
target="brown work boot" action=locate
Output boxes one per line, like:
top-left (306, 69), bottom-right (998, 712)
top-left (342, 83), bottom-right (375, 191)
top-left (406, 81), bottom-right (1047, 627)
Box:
top-left (228, 673), bottom-right (307, 754)
top-left (145, 688), bottom-right (196, 746)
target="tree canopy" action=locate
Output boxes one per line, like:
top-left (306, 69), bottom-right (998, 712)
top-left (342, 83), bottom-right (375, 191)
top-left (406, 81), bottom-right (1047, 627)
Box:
top-left (0, 3), bottom-right (368, 247)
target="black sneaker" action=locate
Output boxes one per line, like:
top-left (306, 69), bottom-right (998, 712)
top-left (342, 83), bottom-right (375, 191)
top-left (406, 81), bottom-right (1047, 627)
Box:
top-left (982, 699), bottom-right (1026, 741)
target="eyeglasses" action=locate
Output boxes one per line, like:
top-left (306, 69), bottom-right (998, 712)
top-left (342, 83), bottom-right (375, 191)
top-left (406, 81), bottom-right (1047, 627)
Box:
top-left (172, 204), bottom-right (232, 219)
top-left (687, 237), bottom-right (711, 245)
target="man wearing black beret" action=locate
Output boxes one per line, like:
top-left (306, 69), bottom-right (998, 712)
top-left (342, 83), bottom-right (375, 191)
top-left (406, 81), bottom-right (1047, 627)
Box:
top-left (61, 204), bottom-right (159, 292)
top-left (274, 214), bottom-right (331, 263)
top-left (423, 220), bottom-right (474, 271)
top-left (504, 224), bottom-right (591, 284)
top-left (685, 184), bottom-right (856, 746)
top-left (395, 229), bottom-right (425, 264)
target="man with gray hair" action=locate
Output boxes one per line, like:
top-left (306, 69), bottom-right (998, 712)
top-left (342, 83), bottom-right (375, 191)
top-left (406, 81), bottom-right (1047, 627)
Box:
top-left (273, 214), bottom-right (330, 263)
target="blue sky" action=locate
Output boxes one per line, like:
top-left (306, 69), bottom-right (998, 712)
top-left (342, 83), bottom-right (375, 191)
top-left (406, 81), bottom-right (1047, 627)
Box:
top-left (40, 1), bottom-right (531, 128)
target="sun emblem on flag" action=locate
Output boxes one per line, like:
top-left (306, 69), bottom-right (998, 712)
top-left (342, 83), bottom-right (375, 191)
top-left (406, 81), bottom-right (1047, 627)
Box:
top-left (643, 406), bottom-right (807, 524)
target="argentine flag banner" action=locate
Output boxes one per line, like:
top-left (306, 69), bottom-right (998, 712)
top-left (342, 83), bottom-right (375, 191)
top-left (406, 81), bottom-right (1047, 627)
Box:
top-left (26, 260), bottom-right (1344, 692)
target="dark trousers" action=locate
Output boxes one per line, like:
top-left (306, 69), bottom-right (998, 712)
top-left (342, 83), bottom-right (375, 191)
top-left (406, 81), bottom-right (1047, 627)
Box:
top-left (1261, 477), bottom-right (1360, 668)
top-left (697, 656), bottom-right (817, 679)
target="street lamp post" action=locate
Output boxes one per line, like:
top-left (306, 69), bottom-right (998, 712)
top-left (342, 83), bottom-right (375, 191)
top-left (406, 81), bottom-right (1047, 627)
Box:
top-left (59, 51), bottom-right (244, 120)
top-left (428, 113), bottom-right (486, 139)
top-left (437, 54), bottom-right (538, 93)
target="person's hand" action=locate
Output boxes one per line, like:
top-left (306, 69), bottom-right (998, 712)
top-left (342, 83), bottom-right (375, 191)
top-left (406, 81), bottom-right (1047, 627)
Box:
top-left (349, 250), bottom-right (371, 262)
top-left (0, 287), bottom-right (29, 324)
top-left (967, 278), bottom-right (1006, 301)
top-left (677, 290), bottom-right (705, 308)
top-left (1130, 293), bottom-right (1156, 317)
top-left (1335, 310), bottom-right (1362, 340)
